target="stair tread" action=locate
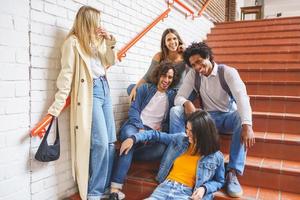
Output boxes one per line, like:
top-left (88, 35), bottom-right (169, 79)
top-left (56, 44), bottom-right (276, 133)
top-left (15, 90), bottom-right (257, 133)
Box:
top-left (250, 94), bottom-right (300, 100)
top-left (223, 153), bottom-right (300, 176)
top-left (208, 31), bottom-right (300, 40)
top-left (221, 132), bottom-right (300, 145)
top-left (209, 34), bottom-right (300, 40)
top-left (253, 111), bottom-right (300, 119)
top-left (214, 185), bottom-right (300, 200)
top-left (214, 16), bottom-right (300, 26)
top-left (214, 50), bottom-right (300, 55)
top-left (245, 80), bottom-right (300, 84)
top-left (208, 39), bottom-right (300, 48)
top-left (211, 25), bottom-right (300, 35)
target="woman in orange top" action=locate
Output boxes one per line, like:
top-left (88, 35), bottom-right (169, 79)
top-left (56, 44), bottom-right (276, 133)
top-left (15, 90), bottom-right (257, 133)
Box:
top-left (117, 110), bottom-right (225, 200)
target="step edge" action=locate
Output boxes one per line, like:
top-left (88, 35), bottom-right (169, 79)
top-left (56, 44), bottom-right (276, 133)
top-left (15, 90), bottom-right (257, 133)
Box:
top-left (249, 94), bottom-right (300, 101)
top-left (214, 16), bottom-right (300, 26)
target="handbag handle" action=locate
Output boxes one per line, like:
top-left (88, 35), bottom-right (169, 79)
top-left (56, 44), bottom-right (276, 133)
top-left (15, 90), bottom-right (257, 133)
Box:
top-left (41, 117), bottom-right (59, 143)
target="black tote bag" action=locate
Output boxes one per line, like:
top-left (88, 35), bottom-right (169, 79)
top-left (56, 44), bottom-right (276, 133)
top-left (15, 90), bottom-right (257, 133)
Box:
top-left (35, 117), bottom-right (60, 162)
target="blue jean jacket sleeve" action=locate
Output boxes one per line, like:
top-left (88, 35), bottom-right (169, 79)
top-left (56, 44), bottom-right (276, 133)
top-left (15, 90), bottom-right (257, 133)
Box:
top-left (127, 84), bottom-right (148, 129)
top-left (203, 153), bottom-right (225, 194)
top-left (134, 130), bottom-right (185, 145)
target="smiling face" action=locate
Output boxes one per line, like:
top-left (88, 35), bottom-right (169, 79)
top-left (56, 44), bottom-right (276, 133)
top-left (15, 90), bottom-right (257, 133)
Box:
top-left (189, 54), bottom-right (213, 77)
top-left (165, 32), bottom-right (179, 52)
top-left (186, 122), bottom-right (194, 144)
top-left (157, 68), bottom-right (174, 92)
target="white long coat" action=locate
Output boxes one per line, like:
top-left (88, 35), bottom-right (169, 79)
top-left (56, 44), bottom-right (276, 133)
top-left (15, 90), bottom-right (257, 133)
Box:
top-left (48, 35), bottom-right (116, 200)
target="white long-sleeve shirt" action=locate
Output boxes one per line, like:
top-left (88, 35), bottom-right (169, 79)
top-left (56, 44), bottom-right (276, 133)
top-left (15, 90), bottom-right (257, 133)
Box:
top-left (175, 63), bottom-right (252, 125)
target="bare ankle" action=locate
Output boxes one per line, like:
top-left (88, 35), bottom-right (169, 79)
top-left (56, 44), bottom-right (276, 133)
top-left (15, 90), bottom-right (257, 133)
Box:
top-left (110, 188), bottom-right (120, 193)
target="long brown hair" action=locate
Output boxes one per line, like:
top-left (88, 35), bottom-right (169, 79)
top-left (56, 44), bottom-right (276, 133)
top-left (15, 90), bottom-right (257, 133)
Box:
top-left (67, 6), bottom-right (100, 56)
top-left (187, 110), bottom-right (220, 156)
top-left (160, 28), bottom-right (184, 62)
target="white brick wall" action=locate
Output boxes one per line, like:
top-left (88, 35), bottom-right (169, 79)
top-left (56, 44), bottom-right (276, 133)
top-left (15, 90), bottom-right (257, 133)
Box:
top-left (0, 0), bottom-right (31, 199)
top-left (0, 0), bottom-right (213, 199)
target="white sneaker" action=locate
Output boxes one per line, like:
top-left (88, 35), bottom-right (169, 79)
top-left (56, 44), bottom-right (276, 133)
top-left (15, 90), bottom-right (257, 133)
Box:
top-left (109, 190), bottom-right (125, 200)
top-left (117, 191), bottom-right (125, 200)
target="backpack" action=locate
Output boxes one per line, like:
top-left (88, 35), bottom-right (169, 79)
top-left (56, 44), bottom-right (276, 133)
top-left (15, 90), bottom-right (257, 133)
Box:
top-left (194, 64), bottom-right (233, 108)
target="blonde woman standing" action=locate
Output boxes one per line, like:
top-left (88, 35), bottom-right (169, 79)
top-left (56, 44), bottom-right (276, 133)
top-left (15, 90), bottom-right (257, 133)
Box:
top-left (47, 6), bottom-right (117, 200)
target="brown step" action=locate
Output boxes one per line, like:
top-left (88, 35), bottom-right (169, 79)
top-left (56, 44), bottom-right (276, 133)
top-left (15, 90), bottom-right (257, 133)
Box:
top-left (123, 177), bottom-right (156, 200)
top-left (210, 24), bottom-right (300, 35)
top-left (214, 16), bottom-right (300, 29)
top-left (220, 132), bottom-right (300, 161)
top-left (250, 95), bottom-right (300, 114)
top-left (232, 155), bottom-right (300, 193)
top-left (214, 185), bottom-right (300, 200)
top-left (253, 111), bottom-right (300, 134)
top-left (207, 30), bottom-right (300, 41)
top-left (125, 162), bottom-right (158, 200)
top-left (246, 81), bottom-right (300, 96)
top-left (214, 52), bottom-right (300, 63)
top-left (239, 68), bottom-right (300, 82)
top-left (65, 193), bottom-right (81, 200)
top-left (211, 45), bottom-right (300, 55)
top-left (223, 62), bottom-right (300, 69)
top-left (207, 37), bottom-right (300, 48)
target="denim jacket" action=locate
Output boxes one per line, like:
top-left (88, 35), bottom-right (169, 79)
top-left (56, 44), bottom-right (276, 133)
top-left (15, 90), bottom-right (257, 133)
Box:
top-left (133, 130), bottom-right (225, 200)
top-left (124, 83), bottom-right (176, 132)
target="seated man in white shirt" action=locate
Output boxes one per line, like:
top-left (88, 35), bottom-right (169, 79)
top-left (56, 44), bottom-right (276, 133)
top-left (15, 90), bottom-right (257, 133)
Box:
top-left (170, 42), bottom-right (255, 198)
top-left (109, 62), bottom-right (178, 200)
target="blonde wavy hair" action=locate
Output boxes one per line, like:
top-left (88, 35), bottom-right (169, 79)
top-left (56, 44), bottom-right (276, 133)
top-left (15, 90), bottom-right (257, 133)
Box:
top-left (67, 6), bottom-right (100, 56)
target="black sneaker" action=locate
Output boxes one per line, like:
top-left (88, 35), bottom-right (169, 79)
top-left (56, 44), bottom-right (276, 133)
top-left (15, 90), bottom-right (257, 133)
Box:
top-left (108, 192), bottom-right (119, 200)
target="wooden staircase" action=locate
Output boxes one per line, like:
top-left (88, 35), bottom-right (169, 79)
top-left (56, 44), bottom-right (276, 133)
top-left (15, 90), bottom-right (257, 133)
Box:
top-left (67, 16), bottom-right (300, 200)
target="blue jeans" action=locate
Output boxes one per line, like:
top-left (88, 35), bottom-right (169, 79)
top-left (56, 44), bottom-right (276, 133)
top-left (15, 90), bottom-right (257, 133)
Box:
top-left (111, 124), bottom-right (166, 189)
top-left (146, 180), bottom-right (193, 200)
top-left (169, 106), bottom-right (245, 175)
top-left (88, 77), bottom-right (116, 200)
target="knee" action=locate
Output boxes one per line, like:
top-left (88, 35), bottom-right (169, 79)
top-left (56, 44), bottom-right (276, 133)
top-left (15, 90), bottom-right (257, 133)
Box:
top-left (170, 106), bottom-right (184, 119)
top-left (120, 125), bottom-right (138, 141)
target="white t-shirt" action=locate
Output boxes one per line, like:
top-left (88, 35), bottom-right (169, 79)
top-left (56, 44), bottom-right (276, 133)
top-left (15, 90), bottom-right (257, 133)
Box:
top-left (90, 57), bottom-right (105, 78)
top-left (141, 91), bottom-right (168, 130)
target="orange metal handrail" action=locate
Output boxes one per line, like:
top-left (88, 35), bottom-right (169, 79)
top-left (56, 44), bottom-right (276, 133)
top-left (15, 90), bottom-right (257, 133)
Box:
top-left (117, 8), bottom-right (171, 61)
top-left (31, 96), bottom-right (70, 138)
top-left (198, 0), bottom-right (211, 16)
top-left (173, 0), bottom-right (194, 15)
